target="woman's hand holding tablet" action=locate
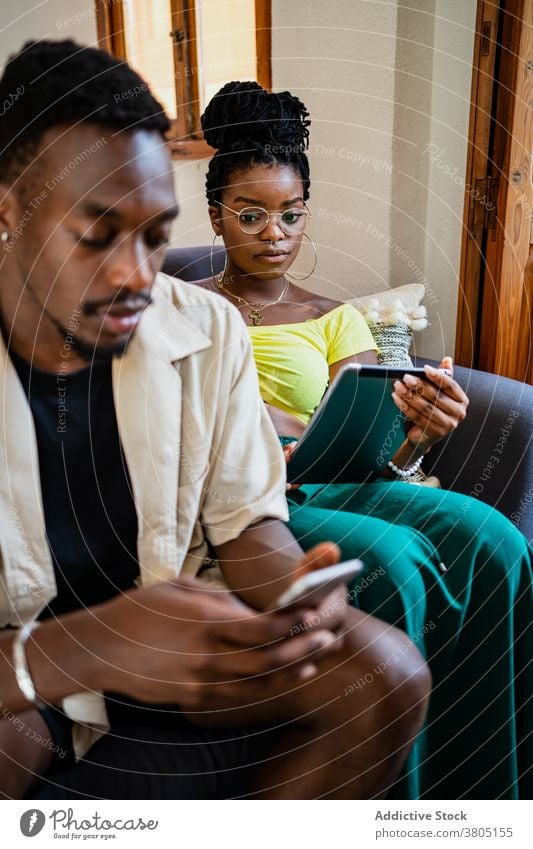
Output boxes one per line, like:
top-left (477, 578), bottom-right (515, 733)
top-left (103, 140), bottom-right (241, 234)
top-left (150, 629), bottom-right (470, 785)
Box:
top-left (391, 357), bottom-right (468, 454)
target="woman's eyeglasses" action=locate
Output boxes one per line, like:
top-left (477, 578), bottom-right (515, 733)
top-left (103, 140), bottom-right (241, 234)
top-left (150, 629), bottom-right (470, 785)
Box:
top-left (216, 202), bottom-right (311, 235)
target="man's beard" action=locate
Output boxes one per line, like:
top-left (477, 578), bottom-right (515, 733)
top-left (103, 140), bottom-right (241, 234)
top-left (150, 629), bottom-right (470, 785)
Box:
top-left (21, 277), bottom-right (152, 365)
top-left (51, 293), bottom-right (153, 364)
top-left (54, 321), bottom-right (131, 364)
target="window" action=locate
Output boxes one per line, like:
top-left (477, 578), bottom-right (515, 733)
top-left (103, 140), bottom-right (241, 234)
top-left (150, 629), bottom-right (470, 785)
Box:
top-left (96, 0), bottom-right (272, 158)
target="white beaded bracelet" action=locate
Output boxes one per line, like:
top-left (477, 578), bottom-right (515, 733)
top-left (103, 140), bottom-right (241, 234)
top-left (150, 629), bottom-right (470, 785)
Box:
top-left (387, 455), bottom-right (425, 480)
top-left (12, 622), bottom-right (46, 709)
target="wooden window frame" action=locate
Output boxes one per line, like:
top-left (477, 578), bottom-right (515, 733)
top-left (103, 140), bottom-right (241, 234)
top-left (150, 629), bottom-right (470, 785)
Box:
top-left (95, 0), bottom-right (272, 160)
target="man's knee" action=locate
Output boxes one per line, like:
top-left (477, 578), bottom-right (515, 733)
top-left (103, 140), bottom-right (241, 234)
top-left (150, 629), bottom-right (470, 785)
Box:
top-left (373, 631), bottom-right (431, 733)
top-left (331, 620), bottom-right (431, 737)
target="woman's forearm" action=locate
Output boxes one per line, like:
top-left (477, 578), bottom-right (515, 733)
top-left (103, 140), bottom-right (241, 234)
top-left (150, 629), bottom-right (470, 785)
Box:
top-left (382, 439), bottom-right (426, 479)
top-left (264, 404), bottom-right (306, 439)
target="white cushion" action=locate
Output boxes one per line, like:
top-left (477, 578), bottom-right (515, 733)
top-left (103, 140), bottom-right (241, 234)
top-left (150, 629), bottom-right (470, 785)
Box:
top-left (348, 284), bottom-right (427, 366)
top-left (349, 282), bottom-right (425, 311)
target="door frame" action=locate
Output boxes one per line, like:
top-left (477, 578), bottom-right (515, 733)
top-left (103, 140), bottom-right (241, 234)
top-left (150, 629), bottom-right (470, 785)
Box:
top-left (457, 0), bottom-right (532, 382)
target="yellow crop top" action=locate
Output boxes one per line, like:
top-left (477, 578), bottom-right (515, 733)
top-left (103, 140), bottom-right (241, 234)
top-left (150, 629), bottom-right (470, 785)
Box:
top-left (248, 303), bottom-right (377, 424)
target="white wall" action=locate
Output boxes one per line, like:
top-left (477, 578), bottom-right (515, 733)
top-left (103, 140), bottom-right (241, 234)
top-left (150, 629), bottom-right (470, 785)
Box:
top-left (0, 0), bottom-right (98, 71)
top-left (271, 0), bottom-right (398, 301)
top-left (270, 0), bottom-right (477, 358)
top-left (386, 0), bottom-right (478, 357)
top-left (169, 158), bottom-right (213, 247)
top-left (390, 1), bottom-right (435, 308)
top-left (423, 0), bottom-right (478, 355)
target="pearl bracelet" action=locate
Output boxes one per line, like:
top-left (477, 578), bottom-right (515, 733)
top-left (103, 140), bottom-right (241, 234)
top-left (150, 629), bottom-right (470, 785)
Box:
top-left (387, 455), bottom-right (425, 480)
top-left (12, 622), bottom-right (46, 709)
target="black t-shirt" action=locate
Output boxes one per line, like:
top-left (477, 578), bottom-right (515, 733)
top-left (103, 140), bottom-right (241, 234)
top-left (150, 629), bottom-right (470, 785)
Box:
top-left (11, 351), bottom-right (139, 618)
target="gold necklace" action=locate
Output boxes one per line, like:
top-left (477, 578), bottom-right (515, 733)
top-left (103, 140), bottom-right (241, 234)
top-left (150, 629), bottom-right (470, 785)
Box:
top-left (215, 274), bottom-right (290, 326)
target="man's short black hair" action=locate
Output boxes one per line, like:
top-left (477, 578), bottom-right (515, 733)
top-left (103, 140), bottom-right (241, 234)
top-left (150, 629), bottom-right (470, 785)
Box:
top-left (0, 39), bottom-right (170, 185)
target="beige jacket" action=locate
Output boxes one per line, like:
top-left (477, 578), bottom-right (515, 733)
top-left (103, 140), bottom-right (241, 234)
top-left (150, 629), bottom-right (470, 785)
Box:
top-left (0, 273), bottom-right (288, 756)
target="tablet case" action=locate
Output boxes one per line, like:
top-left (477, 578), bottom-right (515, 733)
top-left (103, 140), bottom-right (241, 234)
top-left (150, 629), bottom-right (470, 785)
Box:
top-left (286, 364), bottom-right (426, 484)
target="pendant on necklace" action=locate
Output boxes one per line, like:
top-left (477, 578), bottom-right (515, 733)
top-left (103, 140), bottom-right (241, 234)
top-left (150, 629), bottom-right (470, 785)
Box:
top-left (249, 309), bottom-right (263, 326)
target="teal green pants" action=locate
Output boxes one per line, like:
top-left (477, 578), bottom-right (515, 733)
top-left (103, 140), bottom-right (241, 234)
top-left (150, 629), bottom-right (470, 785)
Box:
top-left (286, 480), bottom-right (533, 800)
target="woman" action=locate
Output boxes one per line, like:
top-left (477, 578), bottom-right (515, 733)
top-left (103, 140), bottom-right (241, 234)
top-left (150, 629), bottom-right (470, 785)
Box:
top-left (194, 81), bottom-right (533, 800)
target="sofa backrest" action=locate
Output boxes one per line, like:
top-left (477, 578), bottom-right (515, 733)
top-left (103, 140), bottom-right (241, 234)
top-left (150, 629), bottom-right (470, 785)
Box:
top-left (162, 246), bottom-right (225, 281)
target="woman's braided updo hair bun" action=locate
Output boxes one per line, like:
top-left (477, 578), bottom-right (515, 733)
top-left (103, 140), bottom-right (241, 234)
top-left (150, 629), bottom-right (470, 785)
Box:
top-left (201, 81), bottom-right (311, 204)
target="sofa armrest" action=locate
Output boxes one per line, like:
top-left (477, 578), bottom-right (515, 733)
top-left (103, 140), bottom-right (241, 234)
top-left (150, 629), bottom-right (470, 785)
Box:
top-left (414, 358), bottom-right (533, 542)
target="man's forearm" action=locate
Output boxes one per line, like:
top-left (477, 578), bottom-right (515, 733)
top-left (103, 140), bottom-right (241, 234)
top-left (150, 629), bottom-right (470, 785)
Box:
top-left (215, 519), bottom-right (305, 609)
top-left (0, 606), bottom-right (107, 713)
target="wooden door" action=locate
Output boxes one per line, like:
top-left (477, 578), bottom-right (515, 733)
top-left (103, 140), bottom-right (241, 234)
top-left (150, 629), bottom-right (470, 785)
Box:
top-left (457, 0), bottom-right (533, 383)
top-left (456, 0), bottom-right (501, 368)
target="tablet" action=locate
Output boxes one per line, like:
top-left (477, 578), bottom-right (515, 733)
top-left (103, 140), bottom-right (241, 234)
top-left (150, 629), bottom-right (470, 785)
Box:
top-left (286, 364), bottom-right (428, 484)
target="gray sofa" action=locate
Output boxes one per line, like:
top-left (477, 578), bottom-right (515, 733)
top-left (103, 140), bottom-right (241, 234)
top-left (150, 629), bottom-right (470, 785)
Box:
top-left (162, 246), bottom-right (533, 542)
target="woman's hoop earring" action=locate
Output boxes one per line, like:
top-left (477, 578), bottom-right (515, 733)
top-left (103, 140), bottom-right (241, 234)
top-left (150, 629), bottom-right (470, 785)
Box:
top-left (286, 232), bottom-right (318, 281)
top-left (210, 232), bottom-right (228, 282)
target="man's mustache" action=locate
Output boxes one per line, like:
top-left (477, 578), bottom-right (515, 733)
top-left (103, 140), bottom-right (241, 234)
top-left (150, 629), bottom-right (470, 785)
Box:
top-left (82, 292), bottom-right (152, 317)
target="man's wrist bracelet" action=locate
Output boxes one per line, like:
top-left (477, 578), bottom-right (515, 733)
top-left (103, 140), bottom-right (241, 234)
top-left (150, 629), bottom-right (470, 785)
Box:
top-left (12, 622), bottom-right (46, 709)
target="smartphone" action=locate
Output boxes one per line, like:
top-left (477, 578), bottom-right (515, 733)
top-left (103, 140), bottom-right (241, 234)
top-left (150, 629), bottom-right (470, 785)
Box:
top-left (269, 559), bottom-right (364, 610)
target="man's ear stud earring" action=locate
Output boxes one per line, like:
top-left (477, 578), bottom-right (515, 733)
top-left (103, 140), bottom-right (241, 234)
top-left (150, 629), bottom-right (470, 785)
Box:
top-left (1, 232), bottom-right (9, 243)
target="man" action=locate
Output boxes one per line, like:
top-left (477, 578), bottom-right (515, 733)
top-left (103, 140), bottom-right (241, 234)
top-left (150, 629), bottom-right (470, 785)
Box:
top-left (0, 40), bottom-right (429, 799)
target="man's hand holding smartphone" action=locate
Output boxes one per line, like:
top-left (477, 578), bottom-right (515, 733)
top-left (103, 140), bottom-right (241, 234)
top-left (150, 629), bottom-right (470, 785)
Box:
top-left (268, 544), bottom-right (364, 675)
top-left (269, 558), bottom-right (363, 610)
